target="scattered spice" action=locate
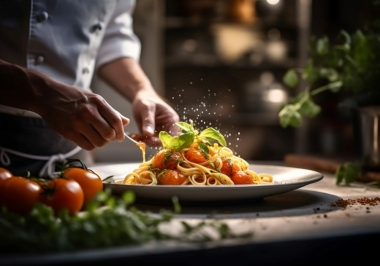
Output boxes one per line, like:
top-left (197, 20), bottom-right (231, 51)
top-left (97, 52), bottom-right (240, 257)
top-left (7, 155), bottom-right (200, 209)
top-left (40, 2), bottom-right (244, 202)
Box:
top-left (330, 197), bottom-right (380, 209)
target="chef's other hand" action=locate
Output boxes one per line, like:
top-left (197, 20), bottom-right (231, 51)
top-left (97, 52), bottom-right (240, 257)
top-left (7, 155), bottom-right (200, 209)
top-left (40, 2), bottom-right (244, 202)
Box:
top-left (97, 57), bottom-right (180, 148)
top-left (0, 60), bottom-right (129, 150)
top-left (132, 89), bottom-right (180, 147)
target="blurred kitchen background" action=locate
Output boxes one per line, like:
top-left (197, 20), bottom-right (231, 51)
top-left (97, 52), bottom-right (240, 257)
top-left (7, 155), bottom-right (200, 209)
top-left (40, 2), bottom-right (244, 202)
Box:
top-left (91, 0), bottom-right (375, 163)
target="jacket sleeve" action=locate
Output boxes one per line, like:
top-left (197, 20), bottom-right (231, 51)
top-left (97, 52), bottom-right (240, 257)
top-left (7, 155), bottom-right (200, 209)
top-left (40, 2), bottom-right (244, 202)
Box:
top-left (95, 0), bottom-right (141, 69)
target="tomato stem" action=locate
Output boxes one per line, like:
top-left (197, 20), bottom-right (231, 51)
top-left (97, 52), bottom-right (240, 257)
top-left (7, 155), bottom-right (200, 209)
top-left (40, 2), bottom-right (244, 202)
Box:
top-left (64, 159), bottom-right (88, 170)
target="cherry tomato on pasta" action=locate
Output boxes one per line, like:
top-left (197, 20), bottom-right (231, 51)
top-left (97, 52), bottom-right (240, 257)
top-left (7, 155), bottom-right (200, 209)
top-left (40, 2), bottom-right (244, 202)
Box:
top-left (0, 167), bottom-right (13, 187)
top-left (184, 145), bottom-right (208, 164)
top-left (158, 170), bottom-right (187, 185)
top-left (231, 171), bottom-right (254, 185)
top-left (39, 178), bottom-right (84, 215)
top-left (216, 158), bottom-right (240, 177)
top-left (151, 150), bottom-right (182, 170)
top-left (62, 167), bottom-right (103, 206)
top-left (0, 176), bottom-right (42, 215)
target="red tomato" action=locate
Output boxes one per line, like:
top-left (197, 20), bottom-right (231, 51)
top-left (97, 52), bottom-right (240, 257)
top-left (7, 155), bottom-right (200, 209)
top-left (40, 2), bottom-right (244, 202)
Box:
top-left (62, 167), bottom-right (103, 206)
top-left (158, 170), bottom-right (187, 185)
top-left (39, 178), bottom-right (84, 215)
top-left (184, 146), bottom-right (208, 164)
top-left (231, 171), bottom-right (254, 185)
top-left (0, 167), bottom-right (13, 187)
top-left (151, 150), bottom-right (182, 170)
top-left (216, 158), bottom-right (240, 177)
top-left (0, 176), bottom-right (41, 215)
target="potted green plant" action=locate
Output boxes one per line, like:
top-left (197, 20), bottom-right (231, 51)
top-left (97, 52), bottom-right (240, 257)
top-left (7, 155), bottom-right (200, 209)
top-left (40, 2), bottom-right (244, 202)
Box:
top-left (278, 2), bottom-right (380, 185)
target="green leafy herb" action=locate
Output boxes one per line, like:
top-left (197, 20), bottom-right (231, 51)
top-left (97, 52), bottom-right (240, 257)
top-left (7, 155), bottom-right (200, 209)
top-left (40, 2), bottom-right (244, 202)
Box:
top-left (198, 141), bottom-right (210, 160)
top-left (199, 127), bottom-right (227, 146)
top-left (0, 188), bottom-right (252, 255)
top-left (279, 2), bottom-right (380, 185)
top-left (335, 162), bottom-right (363, 186)
top-left (279, 23), bottom-right (380, 128)
top-left (176, 121), bottom-right (199, 135)
top-left (159, 121), bottom-right (226, 151)
top-left (159, 131), bottom-right (195, 151)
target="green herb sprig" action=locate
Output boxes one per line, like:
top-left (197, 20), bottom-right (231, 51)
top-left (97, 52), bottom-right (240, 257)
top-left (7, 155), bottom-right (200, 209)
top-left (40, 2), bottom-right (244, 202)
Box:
top-left (279, 27), bottom-right (380, 128)
top-left (279, 1), bottom-right (380, 185)
top-left (0, 188), bottom-right (252, 255)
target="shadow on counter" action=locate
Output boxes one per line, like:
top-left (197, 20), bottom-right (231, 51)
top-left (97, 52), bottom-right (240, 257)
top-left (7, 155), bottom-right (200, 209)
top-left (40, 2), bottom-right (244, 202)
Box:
top-left (132, 189), bottom-right (342, 219)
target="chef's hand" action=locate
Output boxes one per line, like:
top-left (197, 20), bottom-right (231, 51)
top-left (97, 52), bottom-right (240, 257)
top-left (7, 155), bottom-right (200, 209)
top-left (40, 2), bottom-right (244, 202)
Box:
top-left (0, 59), bottom-right (130, 151)
top-left (131, 89), bottom-right (180, 147)
top-left (36, 82), bottom-right (130, 151)
top-left (98, 57), bottom-right (180, 147)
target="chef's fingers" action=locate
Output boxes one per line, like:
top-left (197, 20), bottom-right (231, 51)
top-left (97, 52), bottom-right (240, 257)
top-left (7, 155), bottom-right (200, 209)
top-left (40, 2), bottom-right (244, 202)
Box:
top-left (144, 136), bottom-right (162, 147)
top-left (68, 133), bottom-right (96, 151)
top-left (155, 113), bottom-right (180, 136)
top-left (137, 105), bottom-right (156, 137)
top-left (129, 133), bottom-right (162, 147)
top-left (95, 101), bottom-right (130, 142)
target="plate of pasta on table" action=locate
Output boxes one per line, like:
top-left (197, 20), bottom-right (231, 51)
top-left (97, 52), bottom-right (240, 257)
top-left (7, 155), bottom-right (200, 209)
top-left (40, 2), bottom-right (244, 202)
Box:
top-left (96, 121), bottom-right (323, 204)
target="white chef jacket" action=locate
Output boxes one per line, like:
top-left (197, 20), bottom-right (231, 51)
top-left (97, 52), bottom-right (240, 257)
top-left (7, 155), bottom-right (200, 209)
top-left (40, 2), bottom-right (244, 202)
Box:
top-left (0, 0), bottom-right (141, 117)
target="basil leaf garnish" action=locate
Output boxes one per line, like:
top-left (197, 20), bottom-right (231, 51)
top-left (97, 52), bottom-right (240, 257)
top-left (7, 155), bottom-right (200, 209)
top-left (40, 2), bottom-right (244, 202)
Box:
top-left (159, 131), bottom-right (194, 151)
top-left (199, 127), bottom-right (226, 146)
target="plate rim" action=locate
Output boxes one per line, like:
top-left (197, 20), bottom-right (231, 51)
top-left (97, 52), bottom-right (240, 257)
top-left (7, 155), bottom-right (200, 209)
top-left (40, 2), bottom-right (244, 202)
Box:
top-left (94, 163), bottom-right (324, 202)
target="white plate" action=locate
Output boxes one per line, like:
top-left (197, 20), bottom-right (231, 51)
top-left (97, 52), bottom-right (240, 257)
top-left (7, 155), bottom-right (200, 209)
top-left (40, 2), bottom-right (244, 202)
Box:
top-left (92, 163), bottom-right (323, 204)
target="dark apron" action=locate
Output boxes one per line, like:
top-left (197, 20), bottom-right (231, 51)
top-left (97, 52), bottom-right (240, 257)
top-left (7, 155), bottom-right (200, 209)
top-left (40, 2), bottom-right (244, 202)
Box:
top-left (0, 112), bottom-right (93, 177)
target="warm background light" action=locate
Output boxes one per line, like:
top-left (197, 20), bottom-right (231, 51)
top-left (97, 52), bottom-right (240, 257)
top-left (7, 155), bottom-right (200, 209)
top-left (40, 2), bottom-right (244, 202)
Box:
top-left (266, 0), bottom-right (280, 5)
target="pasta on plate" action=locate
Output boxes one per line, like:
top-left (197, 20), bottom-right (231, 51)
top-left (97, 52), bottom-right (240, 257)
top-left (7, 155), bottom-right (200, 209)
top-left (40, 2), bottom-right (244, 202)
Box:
top-left (121, 121), bottom-right (273, 186)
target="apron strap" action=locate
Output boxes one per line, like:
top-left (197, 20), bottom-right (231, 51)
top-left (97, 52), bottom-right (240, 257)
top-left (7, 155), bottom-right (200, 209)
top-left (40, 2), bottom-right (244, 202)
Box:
top-left (0, 146), bottom-right (82, 177)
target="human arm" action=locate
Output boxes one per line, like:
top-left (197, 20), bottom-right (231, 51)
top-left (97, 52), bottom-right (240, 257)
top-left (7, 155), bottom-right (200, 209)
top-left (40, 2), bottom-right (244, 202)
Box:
top-left (98, 57), bottom-right (180, 147)
top-left (0, 59), bottom-right (129, 150)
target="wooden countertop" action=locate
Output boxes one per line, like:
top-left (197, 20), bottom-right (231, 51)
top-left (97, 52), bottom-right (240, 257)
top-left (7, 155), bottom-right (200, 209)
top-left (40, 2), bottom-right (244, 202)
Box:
top-left (284, 153), bottom-right (380, 182)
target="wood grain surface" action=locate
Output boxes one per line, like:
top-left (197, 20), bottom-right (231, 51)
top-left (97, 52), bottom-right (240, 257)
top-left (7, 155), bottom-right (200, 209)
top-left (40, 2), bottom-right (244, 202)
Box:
top-left (283, 154), bottom-right (380, 182)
